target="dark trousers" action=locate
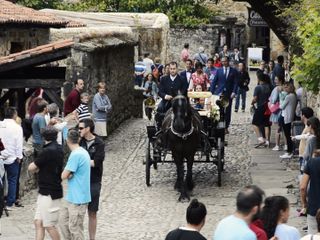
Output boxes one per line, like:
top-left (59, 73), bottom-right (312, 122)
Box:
top-left (0, 180), bottom-right (4, 218)
top-left (4, 160), bottom-right (19, 206)
top-left (235, 88), bottom-right (246, 110)
top-left (225, 98), bottom-right (233, 129)
top-left (279, 116), bottom-right (293, 153)
top-left (15, 160), bottom-right (22, 201)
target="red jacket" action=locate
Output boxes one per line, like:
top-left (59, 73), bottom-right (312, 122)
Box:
top-left (64, 89), bottom-right (80, 115)
top-left (250, 219), bottom-right (268, 240)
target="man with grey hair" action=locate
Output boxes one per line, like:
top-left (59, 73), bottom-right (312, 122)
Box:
top-left (60, 129), bottom-right (91, 240)
top-left (28, 126), bottom-right (63, 240)
top-left (193, 46), bottom-right (208, 66)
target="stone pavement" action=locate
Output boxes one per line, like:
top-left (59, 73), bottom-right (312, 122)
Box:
top-left (0, 71), bottom-right (307, 239)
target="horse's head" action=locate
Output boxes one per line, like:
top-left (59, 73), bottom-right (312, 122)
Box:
top-left (171, 94), bottom-right (190, 133)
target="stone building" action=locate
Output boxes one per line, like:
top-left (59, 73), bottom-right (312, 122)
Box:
top-left (168, 17), bottom-right (246, 67)
top-left (42, 10), bottom-right (170, 64)
top-left (0, 0), bottom-right (78, 56)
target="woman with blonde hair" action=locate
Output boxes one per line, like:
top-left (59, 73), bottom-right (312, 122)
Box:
top-left (92, 82), bottom-right (112, 137)
top-left (279, 82), bottom-right (297, 159)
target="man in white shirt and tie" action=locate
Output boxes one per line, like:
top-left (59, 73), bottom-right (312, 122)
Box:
top-left (210, 57), bottom-right (239, 134)
top-left (179, 59), bottom-right (195, 88)
top-left (0, 107), bottom-right (23, 210)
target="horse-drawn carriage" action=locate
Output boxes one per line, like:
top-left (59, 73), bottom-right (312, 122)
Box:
top-left (145, 91), bottom-right (227, 201)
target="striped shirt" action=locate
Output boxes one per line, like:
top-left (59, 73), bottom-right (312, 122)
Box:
top-left (76, 103), bottom-right (91, 121)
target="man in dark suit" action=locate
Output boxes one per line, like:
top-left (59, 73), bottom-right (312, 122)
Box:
top-left (179, 59), bottom-right (195, 89)
top-left (210, 57), bottom-right (239, 134)
top-left (156, 61), bottom-right (188, 129)
top-left (272, 55), bottom-right (285, 86)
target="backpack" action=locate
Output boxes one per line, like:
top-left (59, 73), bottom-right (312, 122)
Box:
top-left (152, 65), bottom-right (160, 79)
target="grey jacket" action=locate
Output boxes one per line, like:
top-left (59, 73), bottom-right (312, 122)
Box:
top-left (280, 93), bottom-right (297, 124)
top-left (303, 135), bottom-right (317, 164)
top-left (92, 93), bottom-right (112, 122)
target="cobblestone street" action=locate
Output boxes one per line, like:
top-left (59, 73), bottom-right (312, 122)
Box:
top-left (1, 73), bottom-right (304, 239)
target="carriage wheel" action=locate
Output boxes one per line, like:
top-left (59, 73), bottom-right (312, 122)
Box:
top-left (145, 138), bottom-right (151, 186)
top-left (217, 137), bottom-right (223, 187)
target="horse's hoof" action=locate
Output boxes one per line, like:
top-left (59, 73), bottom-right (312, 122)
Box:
top-left (178, 194), bottom-right (190, 203)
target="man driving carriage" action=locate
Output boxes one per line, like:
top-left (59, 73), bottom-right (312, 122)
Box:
top-left (155, 61), bottom-right (188, 130)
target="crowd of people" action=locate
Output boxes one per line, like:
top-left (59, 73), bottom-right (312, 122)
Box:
top-left (0, 41), bottom-right (319, 240)
top-left (134, 44), bottom-right (248, 133)
top-left (166, 185), bottom-right (320, 240)
top-left (0, 80), bottom-right (112, 240)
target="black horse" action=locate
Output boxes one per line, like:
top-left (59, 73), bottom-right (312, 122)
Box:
top-left (157, 94), bottom-right (203, 201)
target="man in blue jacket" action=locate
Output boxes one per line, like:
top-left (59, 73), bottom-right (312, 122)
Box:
top-left (210, 57), bottom-right (239, 134)
top-left (155, 61), bottom-right (188, 129)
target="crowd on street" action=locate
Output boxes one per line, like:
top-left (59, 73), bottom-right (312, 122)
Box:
top-left (0, 80), bottom-right (111, 239)
top-left (0, 42), bottom-right (319, 240)
top-left (135, 43), bottom-right (320, 240)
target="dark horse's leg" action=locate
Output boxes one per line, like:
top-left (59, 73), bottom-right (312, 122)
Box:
top-left (173, 153), bottom-right (189, 202)
top-left (186, 155), bottom-right (194, 191)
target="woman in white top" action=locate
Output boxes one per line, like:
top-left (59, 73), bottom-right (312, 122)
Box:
top-left (261, 195), bottom-right (300, 240)
top-left (301, 209), bottom-right (320, 240)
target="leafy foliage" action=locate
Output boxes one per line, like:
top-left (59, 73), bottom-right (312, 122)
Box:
top-left (16, 0), bottom-right (62, 9)
top-left (17, 0), bottom-right (217, 28)
top-left (285, 0), bottom-right (320, 93)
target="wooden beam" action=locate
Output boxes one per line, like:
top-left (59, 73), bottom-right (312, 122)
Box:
top-left (0, 67), bottom-right (66, 79)
top-left (0, 78), bottom-right (64, 88)
top-left (0, 89), bottom-right (16, 106)
top-left (0, 48), bottom-right (71, 73)
top-left (43, 88), bottom-right (64, 111)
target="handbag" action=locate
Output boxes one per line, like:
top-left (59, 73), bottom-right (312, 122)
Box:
top-left (264, 102), bottom-right (271, 116)
top-left (0, 138), bottom-right (4, 152)
top-left (268, 101), bottom-right (280, 113)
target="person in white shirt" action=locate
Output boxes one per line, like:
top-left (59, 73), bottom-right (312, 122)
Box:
top-left (143, 52), bottom-right (154, 75)
top-left (0, 107), bottom-right (23, 210)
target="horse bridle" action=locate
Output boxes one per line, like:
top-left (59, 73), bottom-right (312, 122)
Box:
top-left (170, 94), bottom-right (194, 140)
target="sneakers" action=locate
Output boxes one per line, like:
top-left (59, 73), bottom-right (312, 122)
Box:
top-left (280, 153), bottom-right (293, 159)
top-left (272, 145), bottom-right (280, 151)
top-left (258, 137), bottom-right (265, 144)
top-left (265, 141), bottom-right (270, 148)
top-left (5, 206), bottom-right (15, 211)
top-left (283, 145), bottom-right (288, 151)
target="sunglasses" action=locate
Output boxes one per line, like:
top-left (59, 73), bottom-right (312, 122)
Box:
top-left (78, 127), bottom-right (85, 130)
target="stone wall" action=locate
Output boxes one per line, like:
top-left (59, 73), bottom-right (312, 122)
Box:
top-left (0, 27), bottom-right (49, 56)
top-left (167, 24), bottom-right (246, 69)
top-left (68, 46), bottom-right (142, 132)
top-left (306, 92), bottom-right (320, 117)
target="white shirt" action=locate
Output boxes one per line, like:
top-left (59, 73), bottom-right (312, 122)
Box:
top-left (275, 223), bottom-right (300, 240)
top-left (224, 67), bottom-right (230, 78)
top-left (170, 75), bottom-right (177, 82)
top-left (186, 71), bottom-right (191, 83)
top-left (0, 119), bottom-right (23, 164)
top-left (143, 58), bottom-right (154, 74)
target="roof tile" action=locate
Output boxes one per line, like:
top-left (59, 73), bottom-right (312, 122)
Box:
top-left (0, 0), bottom-right (85, 27)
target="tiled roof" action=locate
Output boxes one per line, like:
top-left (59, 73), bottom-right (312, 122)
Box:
top-left (0, 0), bottom-right (85, 27)
top-left (0, 39), bottom-right (74, 66)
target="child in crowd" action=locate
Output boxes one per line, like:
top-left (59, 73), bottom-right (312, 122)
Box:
top-left (74, 92), bottom-right (91, 122)
top-left (291, 107), bottom-right (314, 173)
top-left (194, 84), bottom-right (206, 109)
top-left (143, 73), bottom-right (158, 99)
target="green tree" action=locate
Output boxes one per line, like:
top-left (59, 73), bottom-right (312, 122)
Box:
top-left (16, 0), bottom-right (62, 9)
top-left (286, 0), bottom-right (320, 93)
top-left (57, 0), bottom-right (217, 27)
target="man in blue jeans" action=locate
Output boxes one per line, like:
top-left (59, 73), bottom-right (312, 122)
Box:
top-left (0, 107), bottom-right (23, 211)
